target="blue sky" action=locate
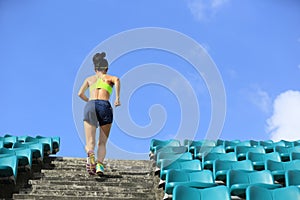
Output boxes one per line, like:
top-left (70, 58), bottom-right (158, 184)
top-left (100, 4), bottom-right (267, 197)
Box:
top-left (0, 0), bottom-right (299, 159)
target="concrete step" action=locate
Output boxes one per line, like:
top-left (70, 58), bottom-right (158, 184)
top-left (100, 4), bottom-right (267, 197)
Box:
top-left (13, 194), bottom-right (150, 200)
top-left (13, 157), bottom-right (164, 200)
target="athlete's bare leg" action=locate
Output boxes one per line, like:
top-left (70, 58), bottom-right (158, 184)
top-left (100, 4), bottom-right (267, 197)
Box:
top-left (97, 123), bottom-right (112, 163)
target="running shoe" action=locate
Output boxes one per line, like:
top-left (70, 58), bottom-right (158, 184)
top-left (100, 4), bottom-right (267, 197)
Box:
top-left (86, 151), bottom-right (96, 175)
top-left (96, 162), bottom-right (104, 176)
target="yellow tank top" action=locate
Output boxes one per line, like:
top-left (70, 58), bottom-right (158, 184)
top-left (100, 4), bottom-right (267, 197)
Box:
top-left (89, 76), bottom-right (113, 95)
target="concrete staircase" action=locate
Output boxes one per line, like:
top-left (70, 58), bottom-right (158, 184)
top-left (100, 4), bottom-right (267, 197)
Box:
top-left (12, 157), bottom-right (164, 200)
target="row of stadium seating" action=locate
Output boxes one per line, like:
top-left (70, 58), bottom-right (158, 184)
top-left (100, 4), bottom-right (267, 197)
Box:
top-left (150, 139), bottom-right (300, 200)
top-left (0, 134), bottom-right (60, 198)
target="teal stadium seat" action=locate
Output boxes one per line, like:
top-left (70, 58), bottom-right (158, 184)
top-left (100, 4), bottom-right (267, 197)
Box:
top-left (213, 160), bottom-right (254, 182)
top-left (290, 152), bottom-right (300, 161)
top-left (294, 140), bottom-right (300, 147)
top-left (224, 140), bottom-right (246, 153)
top-left (160, 159), bottom-right (202, 181)
top-left (3, 136), bottom-right (17, 148)
top-left (274, 146), bottom-right (300, 161)
top-left (173, 185), bottom-right (231, 200)
top-left (249, 140), bottom-right (259, 146)
top-left (0, 148), bottom-right (32, 171)
top-left (51, 136), bottom-right (60, 154)
top-left (216, 139), bottom-right (225, 146)
top-left (165, 169), bottom-right (218, 195)
top-left (258, 140), bottom-right (275, 153)
top-left (25, 136), bottom-right (53, 156)
top-left (246, 185), bottom-right (300, 200)
top-left (152, 146), bottom-right (187, 162)
top-left (265, 160), bottom-right (300, 182)
top-left (246, 152), bottom-right (281, 170)
top-left (202, 152), bottom-right (237, 170)
top-left (0, 155), bottom-right (18, 184)
top-left (150, 139), bottom-right (180, 153)
top-left (155, 152), bottom-right (192, 168)
top-left (36, 135), bottom-right (60, 154)
top-left (226, 170), bottom-right (282, 198)
top-left (194, 145), bottom-right (225, 160)
top-left (235, 146), bottom-right (265, 161)
top-left (150, 139), bottom-right (181, 159)
top-left (13, 141), bottom-right (44, 162)
top-left (0, 140), bottom-right (3, 148)
top-left (285, 170), bottom-right (300, 187)
top-left (186, 140), bottom-right (216, 155)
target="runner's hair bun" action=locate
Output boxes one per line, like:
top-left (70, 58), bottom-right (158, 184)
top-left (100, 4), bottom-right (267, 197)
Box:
top-left (99, 52), bottom-right (106, 59)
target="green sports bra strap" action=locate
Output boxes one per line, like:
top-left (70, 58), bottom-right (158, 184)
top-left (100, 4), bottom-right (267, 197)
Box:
top-left (90, 78), bottom-right (113, 95)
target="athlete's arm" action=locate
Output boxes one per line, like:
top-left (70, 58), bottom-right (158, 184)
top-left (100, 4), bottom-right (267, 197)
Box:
top-left (112, 76), bottom-right (121, 107)
top-left (78, 79), bottom-right (89, 102)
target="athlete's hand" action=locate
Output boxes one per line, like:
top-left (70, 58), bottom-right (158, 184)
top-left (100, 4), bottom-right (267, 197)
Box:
top-left (114, 99), bottom-right (121, 107)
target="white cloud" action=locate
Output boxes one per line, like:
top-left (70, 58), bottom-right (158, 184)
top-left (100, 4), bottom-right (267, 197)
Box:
top-left (266, 90), bottom-right (300, 141)
top-left (187, 0), bottom-right (229, 21)
top-left (253, 89), bottom-right (272, 114)
top-left (247, 87), bottom-right (272, 114)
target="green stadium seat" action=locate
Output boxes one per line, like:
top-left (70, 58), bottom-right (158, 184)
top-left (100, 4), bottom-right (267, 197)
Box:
top-left (0, 155), bottom-right (18, 184)
top-left (213, 160), bottom-right (254, 182)
top-left (227, 170), bottom-right (282, 198)
top-left (246, 152), bottom-right (281, 170)
top-left (165, 169), bottom-right (218, 195)
top-left (246, 185), bottom-right (300, 200)
top-left (285, 170), bottom-right (300, 187)
top-left (173, 185), bottom-right (231, 200)
top-left (265, 160), bottom-right (300, 182)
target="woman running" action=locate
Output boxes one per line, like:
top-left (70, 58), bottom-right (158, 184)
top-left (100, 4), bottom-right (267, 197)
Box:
top-left (78, 52), bottom-right (121, 175)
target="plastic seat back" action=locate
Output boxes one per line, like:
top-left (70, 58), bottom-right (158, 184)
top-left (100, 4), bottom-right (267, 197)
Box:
top-left (246, 185), bottom-right (300, 200)
top-left (0, 155), bottom-right (18, 183)
top-left (266, 160), bottom-right (300, 171)
top-left (227, 170), bottom-right (274, 188)
top-left (247, 152), bottom-right (281, 163)
top-left (156, 152), bottom-right (192, 167)
top-left (150, 139), bottom-right (180, 153)
top-left (285, 170), bottom-right (300, 186)
top-left (236, 146), bottom-right (265, 160)
top-left (166, 169), bottom-right (214, 184)
top-left (3, 136), bottom-right (18, 148)
top-left (213, 160), bottom-right (253, 180)
top-left (290, 152), bottom-right (300, 160)
top-left (160, 159), bottom-right (201, 180)
top-left (203, 152), bottom-right (237, 168)
top-left (173, 185), bottom-right (231, 200)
